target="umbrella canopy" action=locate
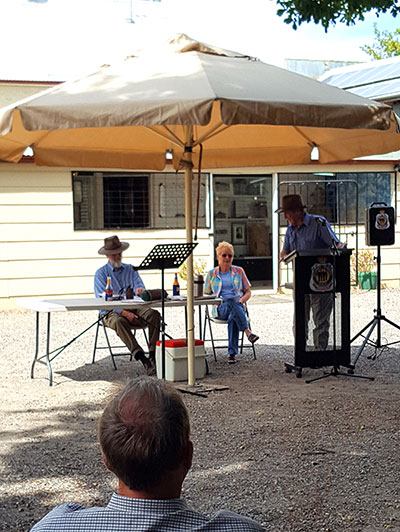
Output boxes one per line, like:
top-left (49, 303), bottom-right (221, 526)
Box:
top-left (1, 33), bottom-right (399, 385)
top-left (0, 33), bottom-right (399, 168)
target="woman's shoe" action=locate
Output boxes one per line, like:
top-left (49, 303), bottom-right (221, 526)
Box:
top-left (228, 354), bottom-right (237, 364)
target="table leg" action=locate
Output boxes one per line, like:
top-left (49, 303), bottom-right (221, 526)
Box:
top-left (198, 306), bottom-right (203, 340)
top-left (30, 311), bottom-right (40, 379)
top-left (30, 312), bottom-right (53, 385)
top-left (46, 312), bottom-right (53, 386)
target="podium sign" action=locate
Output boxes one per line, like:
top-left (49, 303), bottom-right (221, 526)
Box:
top-left (285, 249), bottom-right (352, 369)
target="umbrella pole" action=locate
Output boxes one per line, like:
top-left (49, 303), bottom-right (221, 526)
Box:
top-left (183, 126), bottom-right (196, 386)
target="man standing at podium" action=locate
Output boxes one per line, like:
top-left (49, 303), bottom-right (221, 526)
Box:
top-left (277, 194), bottom-right (345, 351)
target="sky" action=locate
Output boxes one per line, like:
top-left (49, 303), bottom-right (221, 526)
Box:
top-left (1, 0), bottom-right (400, 80)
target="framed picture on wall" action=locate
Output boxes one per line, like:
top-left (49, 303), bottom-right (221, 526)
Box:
top-left (232, 222), bottom-right (246, 245)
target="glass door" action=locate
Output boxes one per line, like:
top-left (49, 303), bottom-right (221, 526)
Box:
top-left (213, 175), bottom-right (273, 282)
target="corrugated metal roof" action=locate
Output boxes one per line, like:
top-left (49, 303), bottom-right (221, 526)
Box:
top-left (319, 56), bottom-right (400, 101)
top-left (0, 79), bottom-right (62, 85)
top-left (285, 59), bottom-right (360, 79)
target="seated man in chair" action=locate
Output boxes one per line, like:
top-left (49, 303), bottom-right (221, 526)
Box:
top-left (94, 235), bottom-right (160, 374)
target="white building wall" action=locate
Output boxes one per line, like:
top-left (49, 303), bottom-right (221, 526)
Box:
top-left (0, 163), bottom-right (211, 309)
top-left (1, 161), bottom-right (399, 309)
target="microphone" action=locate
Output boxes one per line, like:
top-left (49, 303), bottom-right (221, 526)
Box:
top-left (315, 217), bottom-right (326, 226)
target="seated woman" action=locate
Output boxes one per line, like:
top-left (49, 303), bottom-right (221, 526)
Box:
top-left (204, 241), bottom-right (259, 364)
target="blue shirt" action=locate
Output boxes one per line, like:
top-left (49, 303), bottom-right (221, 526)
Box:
top-left (219, 271), bottom-right (237, 300)
top-left (204, 265), bottom-right (251, 317)
top-left (282, 212), bottom-right (339, 254)
top-left (30, 493), bottom-right (265, 532)
top-left (94, 262), bottom-right (146, 315)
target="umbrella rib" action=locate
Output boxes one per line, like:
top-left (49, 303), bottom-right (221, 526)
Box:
top-left (292, 126), bottom-right (316, 148)
top-left (194, 122), bottom-right (229, 146)
top-left (145, 122), bottom-right (229, 150)
top-left (292, 126), bottom-right (320, 158)
top-left (292, 126), bottom-right (339, 161)
top-left (146, 126), bottom-right (185, 148)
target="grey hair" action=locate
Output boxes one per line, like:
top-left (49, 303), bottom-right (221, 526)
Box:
top-left (98, 377), bottom-right (190, 491)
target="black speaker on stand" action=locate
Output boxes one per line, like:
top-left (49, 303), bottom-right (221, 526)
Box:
top-left (350, 202), bottom-right (400, 369)
top-left (365, 202), bottom-right (395, 246)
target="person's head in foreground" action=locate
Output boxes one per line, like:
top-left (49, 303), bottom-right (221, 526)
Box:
top-left (30, 376), bottom-right (265, 531)
top-left (99, 376), bottom-right (192, 499)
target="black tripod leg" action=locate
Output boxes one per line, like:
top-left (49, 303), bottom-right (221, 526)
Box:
top-left (306, 366), bottom-right (374, 384)
top-left (381, 315), bottom-right (400, 331)
top-left (343, 372), bottom-right (374, 381)
top-left (305, 371), bottom-right (332, 383)
top-left (351, 319), bottom-right (378, 368)
top-left (351, 317), bottom-right (375, 344)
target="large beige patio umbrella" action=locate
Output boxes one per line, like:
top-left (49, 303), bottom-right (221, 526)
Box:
top-left (1, 33), bottom-right (400, 385)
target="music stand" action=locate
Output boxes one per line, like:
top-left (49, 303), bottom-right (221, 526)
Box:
top-left (136, 243), bottom-right (197, 379)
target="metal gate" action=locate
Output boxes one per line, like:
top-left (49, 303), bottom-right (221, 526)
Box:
top-left (278, 178), bottom-right (360, 288)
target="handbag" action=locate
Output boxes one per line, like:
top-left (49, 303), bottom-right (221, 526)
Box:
top-left (139, 289), bottom-right (168, 301)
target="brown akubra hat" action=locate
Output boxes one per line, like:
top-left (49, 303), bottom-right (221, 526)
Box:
top-left (275, 194), bottom-right (306, 213)
top-left (98, 235), bottom-right (130, 255)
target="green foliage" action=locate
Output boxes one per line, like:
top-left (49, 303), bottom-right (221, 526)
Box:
top-left (178, 258), bottom-right (207, 281)
top-left (276, 0), bottom-right (400, 31)
top-left (351, 249), bottom-right (376, 276)
top-left (360, 23), bottom-right (400, 58)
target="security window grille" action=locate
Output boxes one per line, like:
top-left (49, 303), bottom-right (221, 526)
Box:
top-left (103, 175), bottom-right (149, 228)
top-left (72, 171), bottom-right (209, 231)
top-left (278, 172), bottom-right (395, 225)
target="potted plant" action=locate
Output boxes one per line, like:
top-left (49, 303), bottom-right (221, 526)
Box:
top-left (178, 258), bottom-right (208, 296)
top-left (351, 249), bottom-right (377, 290)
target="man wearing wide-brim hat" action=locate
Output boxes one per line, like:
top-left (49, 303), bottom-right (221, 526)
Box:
top-left (276, 194), bottom-right (346, 351)
top-left (94, 235), bottom-right (160, 374)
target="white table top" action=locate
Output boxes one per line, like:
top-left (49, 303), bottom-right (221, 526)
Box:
top-left (18, 296), bottom-right (221, 313)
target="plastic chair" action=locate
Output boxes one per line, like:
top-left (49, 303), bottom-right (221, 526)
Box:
top-left (203, 304), bottom-right (257, 361)
top-left (92, 315), bottom-right (150, 370)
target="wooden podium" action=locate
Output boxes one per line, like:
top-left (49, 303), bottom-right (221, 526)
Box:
top-left (284, 249), bottom-right (352, 376)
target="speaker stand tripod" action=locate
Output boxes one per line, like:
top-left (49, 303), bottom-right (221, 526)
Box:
top-left (306, 363), bottom-right (374, 383)
top-left (350, 244), bottom-right (400, 369)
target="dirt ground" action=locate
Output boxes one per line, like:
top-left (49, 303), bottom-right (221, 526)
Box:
top-left (1, 289), bottom-right (400, 531)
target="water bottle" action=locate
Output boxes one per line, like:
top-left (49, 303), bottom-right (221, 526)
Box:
top-left (172, 273), bottom-right (180, 296)
top-left (194, 274), bottom-right (204, 298)
top-left (105, 276), bottom-right (113, 301)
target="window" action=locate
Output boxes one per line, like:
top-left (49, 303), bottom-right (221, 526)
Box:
top-left (103, 175), bottom-right (149, 228)
top-left (72, 171), bottom-right (209, 231)
top-left (213, 174), bottom-right (273, 259)
top-left (278, 172), bottom-right (395, 225)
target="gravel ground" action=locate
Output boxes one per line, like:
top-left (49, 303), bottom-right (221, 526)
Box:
top-left (1, 288), bottom-right (400, 532)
